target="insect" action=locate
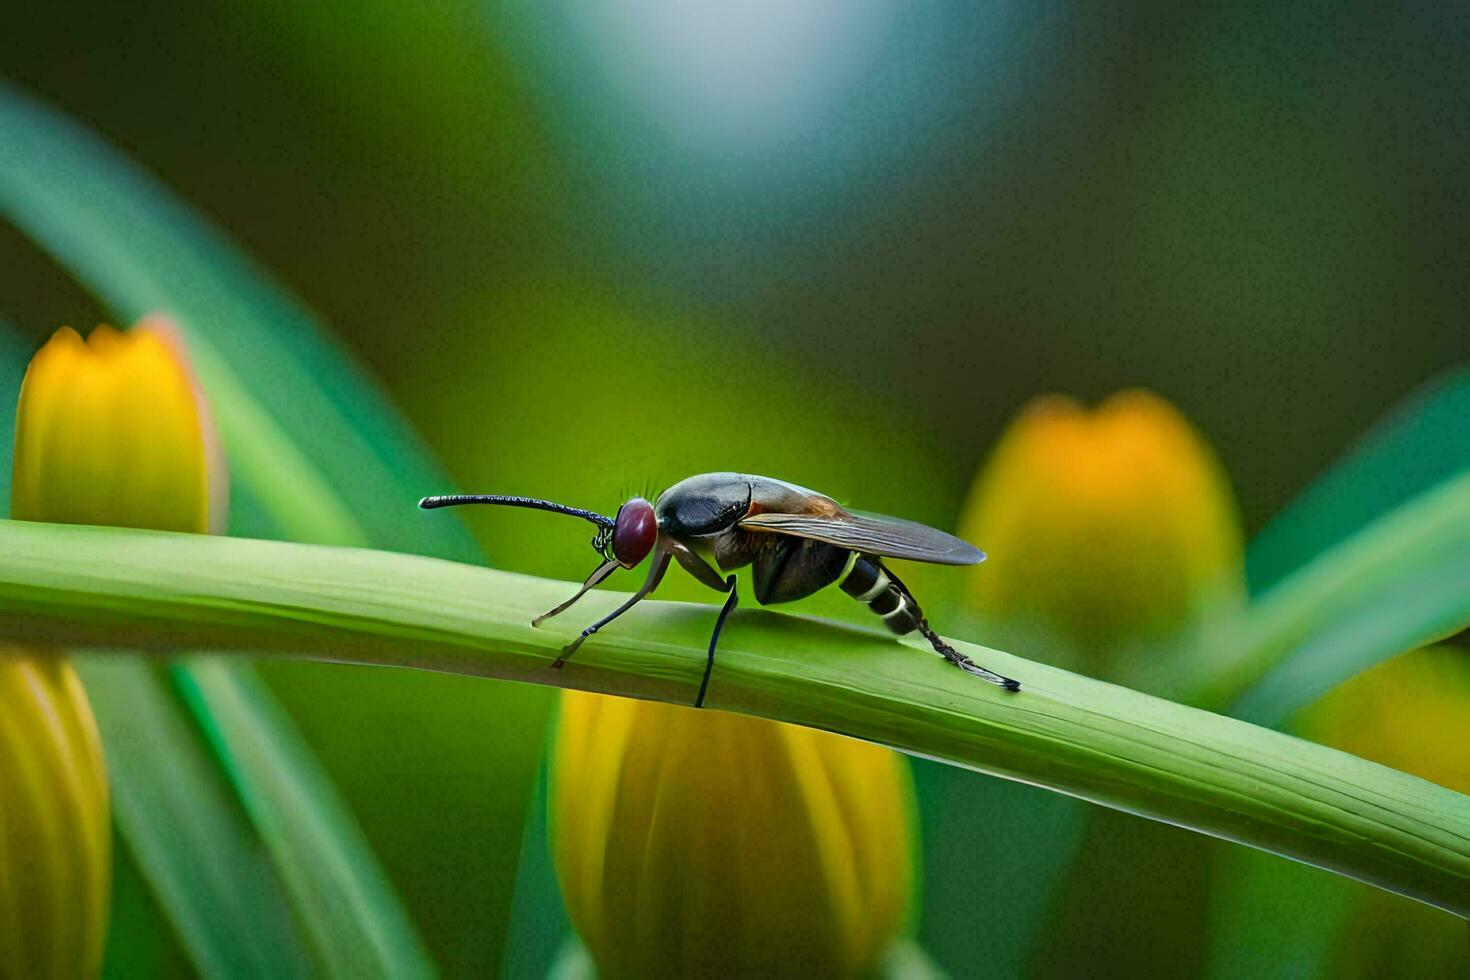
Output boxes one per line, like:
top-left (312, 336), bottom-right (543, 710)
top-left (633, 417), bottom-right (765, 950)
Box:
top-left (420, 472), bottom-right (1019, 707)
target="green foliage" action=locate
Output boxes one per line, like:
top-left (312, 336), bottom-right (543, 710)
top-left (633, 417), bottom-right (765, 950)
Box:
top-left (0, 82), bottom-right (551, 975)
top-left (1246, 367), bottom-right (1470, 594)
top-left (911, 773), bottom-right (1085, 977)
top-left (1142, 471), bottom-right (1470, 718)
top-left (101, 841), bottom-right (195, 979)
top-left (176, 661), bottom-right (435, 978)
top-left (74, 657), bottom-right (313, 977)
top-left (1224, 473), bottom-right (1468, 724)
top-left (0, 519), bottom-right (1464, 918)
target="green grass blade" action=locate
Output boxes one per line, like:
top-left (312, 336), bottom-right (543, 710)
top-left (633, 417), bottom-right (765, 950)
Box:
top-left (1247, 367), bottom-right (1470, 594)
top-left (175, 660), bottom-right (435, 979)
top-left (72, 657), bottom-right (313, 979)
top-left (1180, 472), bottom-right (1470, 720)
top-left (0, 521), bottom-right (1465, 917)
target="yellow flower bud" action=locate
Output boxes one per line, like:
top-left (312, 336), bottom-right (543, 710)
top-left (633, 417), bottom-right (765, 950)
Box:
top-left (552, 693), bottom-right (913, 980)
top-left (5, 319), bottom-right (221, 976)
top-left (1295, 646), bottom-right (1470, 977)
top-left (0, 654), bottom-right (110, 979)
top-left (1297, 645), bottom-right (1469, 793)
top-left (13, 318), bottom-right (223, 533)
top-left (959, 390), bottom-right (1243, 664)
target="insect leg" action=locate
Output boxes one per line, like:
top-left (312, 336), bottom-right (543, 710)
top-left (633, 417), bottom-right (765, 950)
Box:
top-left (695, 575), bottom-right (739, 709)
top-left (533, 558), bottom-right (620, 627)
top-left (668, 540), bottom-right (730, 593)
top-left (881, 564), bottom-right (1021, 692)
top-left (915, 620), bottom-right (1020, 691)
top-left (552, 551), bottom-right (671, 668)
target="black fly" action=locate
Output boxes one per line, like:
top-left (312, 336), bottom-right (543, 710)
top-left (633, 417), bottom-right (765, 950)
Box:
top-left (421, 472), bottom-right (1020, 707)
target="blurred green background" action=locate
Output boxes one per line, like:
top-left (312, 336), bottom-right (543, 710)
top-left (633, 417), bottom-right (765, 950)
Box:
top-left (2, 3), bottom-right (1466, 977)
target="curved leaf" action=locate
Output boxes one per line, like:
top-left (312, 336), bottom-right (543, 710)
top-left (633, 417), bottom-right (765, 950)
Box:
top-left (176, 661), bottom-right (434, 979)
top-left (1187, 472), bottom-right (1470, 721)
top-left (0, 520), bottom-right (1464, 918)
top-left (74, 657), bottom-right (312, 979)
top-left (1247, 367), bottom-right (1470, 594)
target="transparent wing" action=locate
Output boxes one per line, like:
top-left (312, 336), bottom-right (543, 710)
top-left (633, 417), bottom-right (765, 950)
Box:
top-left (738, 510), bottom-right (985, 565)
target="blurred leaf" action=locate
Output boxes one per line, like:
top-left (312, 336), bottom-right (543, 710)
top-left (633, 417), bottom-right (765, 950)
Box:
top-left (911, 768), bottom-right (1085, 978)
top-left (0, 520), bottom-right (1467, 918)
top-left (498, 754), bottom-right (571, 979)
top-left (1323, 885), bottom-right (1470, 979)
top-left (876, 939), bottom-right (948, 980)
top-left (1219, 378), bottom-right (1470, 725)
top-left (1155, 471), bottom-right (1470, 716)
top-left (1204, 843), bottom-right (1356, 980)
top-left (1224, 473), bottom-right (1469, 725)
top-left (255, 660), bottom-right (548, 978)
top-left (545, 939), bottom-right (594, 980)
top-left (1247, 367), bottom-right (1470, 594)
top-left (176, 660), bottom-right (435, 979)
top-left (0, 320), bottom-right (26, 496)
top-left (101, 831), bottom-right (195, 980)
top-left (0, 83), bottom-right (553, 973)
top-left (1031, 813), bottom-right (1210, 979)
top-left (73, 656), bottom-right (312, 979)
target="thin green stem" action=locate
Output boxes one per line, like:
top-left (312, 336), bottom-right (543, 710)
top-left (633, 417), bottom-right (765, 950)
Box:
top-left (0, 519), bottom-right (1466, 916)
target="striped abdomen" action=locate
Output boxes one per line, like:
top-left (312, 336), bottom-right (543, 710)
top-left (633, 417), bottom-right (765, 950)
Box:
top-left (721, 532), bottom-right (924, 635)
top-left (839, 555), bottom-right (922, 635)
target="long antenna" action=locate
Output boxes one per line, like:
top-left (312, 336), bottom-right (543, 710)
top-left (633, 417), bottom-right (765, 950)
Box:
top-left (418, 494), bottom-right (615, 529)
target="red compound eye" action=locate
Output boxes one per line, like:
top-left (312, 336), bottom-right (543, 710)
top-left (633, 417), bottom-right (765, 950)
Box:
top-left (612, 498), bottom-right (657, 567)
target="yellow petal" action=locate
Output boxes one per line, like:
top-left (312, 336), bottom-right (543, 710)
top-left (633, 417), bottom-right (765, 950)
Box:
top-left (0, 653), bottom-right (110, 979)
top-left (552, 692), bottom-right (912, 979)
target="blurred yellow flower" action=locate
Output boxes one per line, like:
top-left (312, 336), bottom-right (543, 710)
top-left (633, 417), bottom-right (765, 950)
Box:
top-left (3, 319), bottom-right (222, 977)
top-left (13, 318), bottom-right (224, 533)
top-left (1296, 645), bottom-right (1470, 977)
top-left (0, 655), bottom-right (110, 980)
top-left (1297, 645), bottom-right (1469, 794)
top-left (553, 692), bottom-right (913, 980)
top-left (959, 389), bottom-right (1243, 666)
